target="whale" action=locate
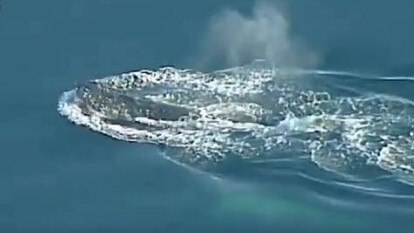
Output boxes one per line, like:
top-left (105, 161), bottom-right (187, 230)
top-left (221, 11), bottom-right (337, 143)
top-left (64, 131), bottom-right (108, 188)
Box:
top-left (58, 64), bottom-right (414, 185)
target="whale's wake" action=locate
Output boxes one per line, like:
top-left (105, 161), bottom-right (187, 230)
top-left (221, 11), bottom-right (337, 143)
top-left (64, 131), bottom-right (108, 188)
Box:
top-left (58, 63), bottom-right (414, 186)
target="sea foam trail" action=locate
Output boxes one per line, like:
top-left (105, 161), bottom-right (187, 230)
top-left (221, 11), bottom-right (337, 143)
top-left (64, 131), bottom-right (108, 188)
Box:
top-left (58, 64), bottom-right (414, 187)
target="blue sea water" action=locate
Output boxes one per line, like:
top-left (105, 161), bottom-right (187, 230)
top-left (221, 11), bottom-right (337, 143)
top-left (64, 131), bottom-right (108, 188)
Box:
top-left (2, 1), bottom-right (414, 232)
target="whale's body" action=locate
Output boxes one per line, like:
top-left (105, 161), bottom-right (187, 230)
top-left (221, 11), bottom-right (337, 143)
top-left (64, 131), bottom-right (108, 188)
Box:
top-left (59, 64), bottom-right (414, 185)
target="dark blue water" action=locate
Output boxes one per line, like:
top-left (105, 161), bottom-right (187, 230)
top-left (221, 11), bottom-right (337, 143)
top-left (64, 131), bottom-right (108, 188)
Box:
top-left (2, 1), bottom-right (414, 232)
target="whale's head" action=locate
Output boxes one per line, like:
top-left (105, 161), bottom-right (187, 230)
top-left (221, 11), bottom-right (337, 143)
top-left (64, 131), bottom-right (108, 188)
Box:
top-left (74, 81), bottom-right (194, 124)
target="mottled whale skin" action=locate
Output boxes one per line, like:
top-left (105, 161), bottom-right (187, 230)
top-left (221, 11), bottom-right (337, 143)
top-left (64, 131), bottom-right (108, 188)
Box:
top-left (76, 80), bottom-right (195, 123)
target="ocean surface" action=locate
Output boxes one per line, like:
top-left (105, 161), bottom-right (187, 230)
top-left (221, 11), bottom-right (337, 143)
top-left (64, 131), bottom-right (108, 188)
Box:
top-left (2, 1), bottom-right (414, 233)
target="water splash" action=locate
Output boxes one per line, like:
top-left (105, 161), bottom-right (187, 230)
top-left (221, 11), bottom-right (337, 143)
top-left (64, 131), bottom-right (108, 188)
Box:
top-left (197, 2), bottom-right (319, 68)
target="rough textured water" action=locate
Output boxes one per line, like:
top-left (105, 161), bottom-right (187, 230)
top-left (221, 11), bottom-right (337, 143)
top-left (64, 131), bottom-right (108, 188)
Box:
top-left (59, 62), bottom-right (414, 204)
